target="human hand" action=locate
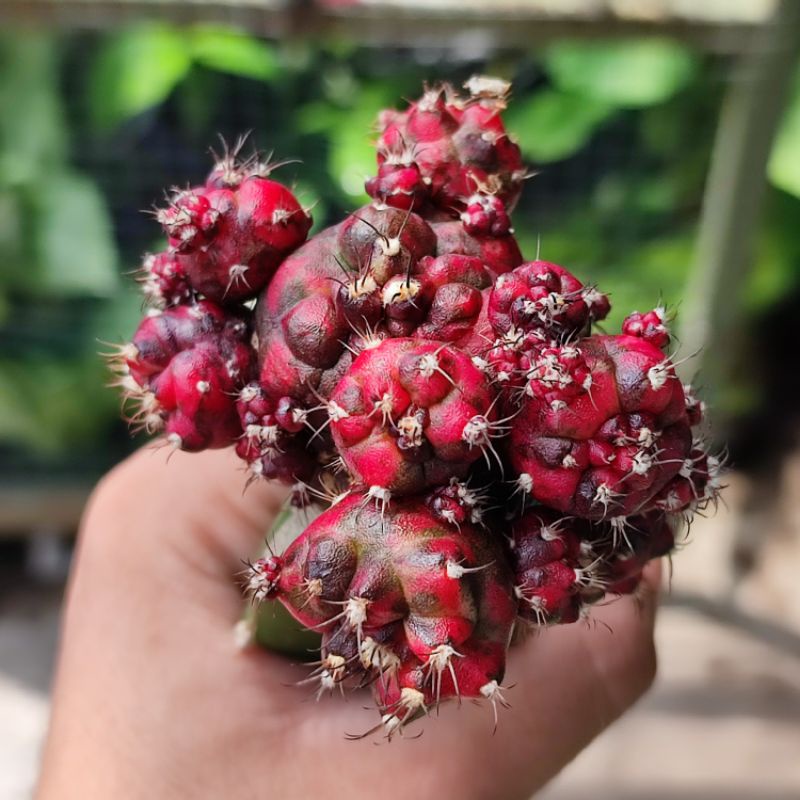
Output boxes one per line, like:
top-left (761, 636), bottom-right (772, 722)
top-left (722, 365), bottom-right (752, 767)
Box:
top-left (37, 446), bottom-right (659, 800)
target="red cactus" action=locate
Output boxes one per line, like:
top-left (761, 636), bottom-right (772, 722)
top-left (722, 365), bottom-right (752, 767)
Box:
top-left (650, 445), bottom-right (722, 516)
top-left (233, 382), bottom-right (318, 486)
top-left (155, 157), bottom-right (311, 304)
top-left (156, 187), bottom-right (223, 252)
top-left (509, 509), bottom-right (601, 625)
top-left (246, 492), bottom-right (516, 736)
top-left (328, 338), bottom-right (500, 494)
top-left (622, 307), bottom-right (670, 349)
top-left (432, 219), bottom-right (523, 274)
top-left (507, 334), bottom-right (693, 520)
top-left (108, 77), bottom-right (724, 739)
top-left (682, 383), bottom-right (706, 427)
top-left (139, 251), bottom-right (193, 307)
top-left (488, 260), bottom-right (610, 341)
top-left (425, 478), bottom-right (489, 528)
top-left (366, 77), bottom-right (525, 227)
top-left (254, 205), bottom-right (522, 409)
top-left (600, 511), bottom-right (676, 595)
top-left (110, 301), bottom-right (253, 450)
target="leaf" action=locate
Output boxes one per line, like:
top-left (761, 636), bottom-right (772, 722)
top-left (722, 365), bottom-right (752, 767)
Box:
top-left (0, 356), bottom-right (117, 455)
top-left (605, 232), bottom-right (694, 328)
top-left (745, 189), bottom-right (800, 309)
top-left (328, 84), bottom-right (396, 201)
top-left (189, 25), bottom-right (280, 81)
top-left (88, 22), bottom-right (191, 130)
top-left (0, 364), bottom-right (43, 449)
top-left (545, 39), bottom-right (697, 108)
top-left (516, 207), bottom-right (695, 331)
top-left (295, 100), bottom-right (341, 135)
top-left (504, 89), bottom-right (614, 162)
top-left (31, 172), bottom-right (118, 296)
top-left (91, 286), bottom-right (148, 348)
top-left (768, 70), bottom-right (800, 197)
top-left (0, 32), bottom-right (67, 182)
top-left (175, 69), bottom-right (222, 136)
top-left (0, 187), bottom-right (23, 275)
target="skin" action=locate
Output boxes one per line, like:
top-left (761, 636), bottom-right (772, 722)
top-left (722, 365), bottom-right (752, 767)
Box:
top-left (36, 447), bottom-right (660, 800)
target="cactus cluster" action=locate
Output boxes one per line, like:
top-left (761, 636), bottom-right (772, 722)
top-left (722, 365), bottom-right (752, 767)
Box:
top-left (110, 77), bottom-right (721, 738)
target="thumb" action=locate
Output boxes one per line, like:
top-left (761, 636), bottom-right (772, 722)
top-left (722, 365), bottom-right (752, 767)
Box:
top-left (79, 444), bottom-right (289, 582)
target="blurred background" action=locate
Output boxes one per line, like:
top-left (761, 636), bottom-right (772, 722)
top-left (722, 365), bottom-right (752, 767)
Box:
top-left (1, 0), bottom-right (799, 797)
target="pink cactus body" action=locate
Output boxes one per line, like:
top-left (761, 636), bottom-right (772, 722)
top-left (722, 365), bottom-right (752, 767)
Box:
top-left (247, 492), bottom-right (516, 734)
top-left (488, 260), bottom-right (610, 341)
top-left (366, 77), bottom-right (525, 226)
top-left (329, 338), bottom-right (499, 494)
top-left (622, 308), bottom-right (670, 349)
top-left (234, 383), bottom-right (317, 485)
top-left (509, 509), bottom-right (601, 625)
top-left (113, 301), bottom-right (253, 450)
top-left (507, 334), bottom-right (693, 520)
top-left (156, 165), bottom-right (311, 304)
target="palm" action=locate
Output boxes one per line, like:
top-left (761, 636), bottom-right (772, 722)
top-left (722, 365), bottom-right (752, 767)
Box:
top-left (39, 448), bottom-right (657, 800)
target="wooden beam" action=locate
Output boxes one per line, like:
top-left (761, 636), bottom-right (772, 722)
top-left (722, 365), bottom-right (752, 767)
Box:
top-left (0, 0), bottom-right (766, 54)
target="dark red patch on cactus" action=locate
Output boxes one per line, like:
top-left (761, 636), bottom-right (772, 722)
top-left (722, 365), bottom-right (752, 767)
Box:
top-left (509, 509), bottom-right (601, 625)
top-left (234, 382), bottom-right (317, 485)
top-left (600, 512), bottom-right (676, 595)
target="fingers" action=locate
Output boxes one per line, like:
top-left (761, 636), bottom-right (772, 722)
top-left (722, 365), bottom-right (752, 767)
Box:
top-left (41, 446), bottom-right (293, 800)
top-left (79, 444), bottom-right (289, 577)
top-left (280, 563), bottom-right (662, 800)
top-left (461, 564), bottom-right (660, 797)
top-left (424, 568), bottom-right (659, 797)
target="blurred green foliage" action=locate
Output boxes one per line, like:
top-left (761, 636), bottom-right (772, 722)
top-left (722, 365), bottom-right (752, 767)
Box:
top-left (1, 24), bottom-right (799, 470)
top-left (0, 32), bottom-right (121, 465)
top-left (543, 38), bottom-right (698, 108)
top-left (88, 23), bottom-right (282, 129)
top-left (768, 68), bottom-right (800, 198)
